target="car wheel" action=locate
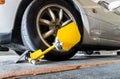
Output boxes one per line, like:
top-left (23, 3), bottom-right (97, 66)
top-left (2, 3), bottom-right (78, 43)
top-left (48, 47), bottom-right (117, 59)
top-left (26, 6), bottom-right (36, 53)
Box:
top-left (21, 0), bottom-right (82, 61)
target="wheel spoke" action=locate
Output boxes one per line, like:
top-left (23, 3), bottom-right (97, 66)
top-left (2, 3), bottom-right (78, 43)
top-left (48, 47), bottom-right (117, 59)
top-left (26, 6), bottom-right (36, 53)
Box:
top-left (48, 8), bottom-right (56, 22)
top-left (43, 29), bottom-right (55, 39)
top-left (37, 5), bottom-right (75, 48)
top-left (40, 19), bottom-right (51, 26)
top-left (62, 19), bottom-right (72, 26)
top-left (58, 9), bottom-right (63, 22)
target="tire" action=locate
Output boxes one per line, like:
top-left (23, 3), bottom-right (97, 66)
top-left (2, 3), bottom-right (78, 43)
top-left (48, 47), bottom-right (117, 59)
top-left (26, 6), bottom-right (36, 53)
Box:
top-left (21, 0), bottom-right (82, 61)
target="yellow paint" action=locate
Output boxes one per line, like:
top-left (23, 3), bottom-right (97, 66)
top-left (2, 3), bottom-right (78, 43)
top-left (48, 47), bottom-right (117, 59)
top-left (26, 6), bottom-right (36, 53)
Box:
top-left (30, 45), bottom-right (55, 60)
top-left (57, 22), bottom-right (81, 51)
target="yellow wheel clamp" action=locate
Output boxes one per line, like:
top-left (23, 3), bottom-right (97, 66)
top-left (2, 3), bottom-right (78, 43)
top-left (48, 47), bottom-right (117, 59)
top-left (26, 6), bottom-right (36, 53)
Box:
top-left (16, 22), bottom-right (81, 64)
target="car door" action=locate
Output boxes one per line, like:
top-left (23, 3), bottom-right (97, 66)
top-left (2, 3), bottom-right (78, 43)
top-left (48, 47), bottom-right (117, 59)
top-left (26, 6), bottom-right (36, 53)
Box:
top-left (78, 0), bottom-right (120, 46)
top-left (84, 0), bottom-right (120, 46)
top-left (98, 8), bottom-right (120, 41)
top-left (97, 1), bottom-right (120, 45)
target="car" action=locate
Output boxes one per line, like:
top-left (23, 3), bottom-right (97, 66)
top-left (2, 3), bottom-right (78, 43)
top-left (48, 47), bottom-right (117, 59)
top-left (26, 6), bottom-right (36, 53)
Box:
top-left (0, 0), bottom-right (120, 61)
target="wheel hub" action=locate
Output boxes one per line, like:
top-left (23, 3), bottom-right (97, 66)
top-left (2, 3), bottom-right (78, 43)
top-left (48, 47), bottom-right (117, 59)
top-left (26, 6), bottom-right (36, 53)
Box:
top-left (36, 4), bottom-right (76, 47)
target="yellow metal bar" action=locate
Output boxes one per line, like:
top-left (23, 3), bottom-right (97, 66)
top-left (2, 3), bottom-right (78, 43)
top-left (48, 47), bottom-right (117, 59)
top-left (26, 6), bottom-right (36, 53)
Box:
top-left (30, 45), bottom-right (55, 60)
top-left (42, 45), bottom-right (55, 55)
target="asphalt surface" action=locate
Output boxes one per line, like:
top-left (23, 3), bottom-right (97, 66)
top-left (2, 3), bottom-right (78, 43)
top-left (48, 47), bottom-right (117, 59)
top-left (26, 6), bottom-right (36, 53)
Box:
top-left (21, 63), bottom-right (120, 79)
top-left (0, 50), bottom-right (120, 79)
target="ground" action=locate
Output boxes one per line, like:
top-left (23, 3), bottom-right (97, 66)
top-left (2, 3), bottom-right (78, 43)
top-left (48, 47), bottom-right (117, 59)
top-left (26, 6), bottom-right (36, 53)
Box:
top-left (0, 50), bottom-right (120, 79)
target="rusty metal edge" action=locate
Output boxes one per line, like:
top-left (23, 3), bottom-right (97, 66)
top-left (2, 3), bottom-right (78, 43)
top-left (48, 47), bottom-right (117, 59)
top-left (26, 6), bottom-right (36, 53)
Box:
top-left (0, 60), bottom-right (120, 79)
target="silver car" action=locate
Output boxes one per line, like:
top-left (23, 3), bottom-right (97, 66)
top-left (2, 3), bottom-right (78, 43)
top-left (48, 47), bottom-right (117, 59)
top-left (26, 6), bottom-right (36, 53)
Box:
top-left (0, 0), bottom-right (120, 60)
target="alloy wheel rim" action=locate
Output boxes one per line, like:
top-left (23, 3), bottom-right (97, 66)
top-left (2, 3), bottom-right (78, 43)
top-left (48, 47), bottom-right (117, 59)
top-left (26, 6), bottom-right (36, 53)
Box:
top-left (36, 4), bottom-right (76, 48)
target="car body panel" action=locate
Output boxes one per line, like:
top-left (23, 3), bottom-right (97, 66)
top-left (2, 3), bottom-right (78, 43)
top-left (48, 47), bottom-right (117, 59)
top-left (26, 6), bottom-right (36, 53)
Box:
top-left (73, 0), bottom-right (120, 46)
top-left (0, 0), bottom-right (21, 33)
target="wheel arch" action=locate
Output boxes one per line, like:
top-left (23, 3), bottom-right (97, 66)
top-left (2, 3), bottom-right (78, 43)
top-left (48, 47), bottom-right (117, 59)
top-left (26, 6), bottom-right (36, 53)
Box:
top-left (65, 0), bottom-right (84, 44)
top-left (68, 0), bottom-right (91, 46)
